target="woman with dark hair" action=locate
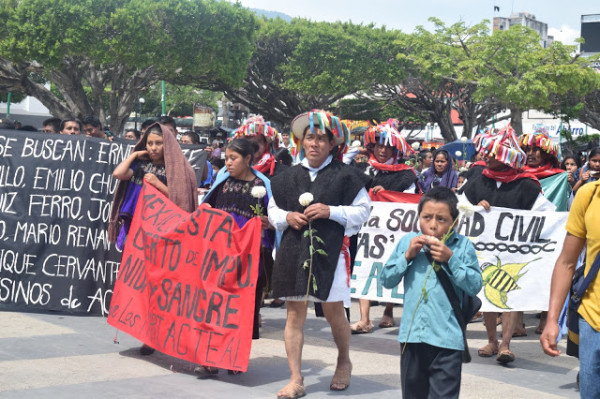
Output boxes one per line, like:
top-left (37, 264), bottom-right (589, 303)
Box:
top-left (573, 147), bottom-right (600, 193)
top-left (109, 122), bottom-right (198, 356)
top-left (199, 137), bottom-right (274, 375)
top-left (561, 153), bottom-right (582, 190)
top-left (419, 149), bottom-right (458, 193)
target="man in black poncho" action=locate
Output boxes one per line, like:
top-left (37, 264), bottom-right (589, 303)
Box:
top-left (268, 110), bottom-right (370, 398)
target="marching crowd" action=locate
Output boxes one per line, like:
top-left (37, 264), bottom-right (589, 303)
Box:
top-left (4, 111), bottom-right (599, 398)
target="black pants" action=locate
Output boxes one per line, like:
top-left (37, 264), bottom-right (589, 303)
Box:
top-left (400, 342), bottom-right (462, 399)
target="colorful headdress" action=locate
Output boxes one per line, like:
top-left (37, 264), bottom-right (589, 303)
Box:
top-left (231, 115), bottom-right (278, 143)
top-left (476, 125), bottom-right (527, 169)
top-left (364, 122), bottom-right (416, 156)
top-left (518, 130), bottom-right (560, 159)
top-left (290, 110), bottom-right (350, 159)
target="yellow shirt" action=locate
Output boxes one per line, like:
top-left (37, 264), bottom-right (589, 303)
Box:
top-left (566, 180), bottom-right (600, 331)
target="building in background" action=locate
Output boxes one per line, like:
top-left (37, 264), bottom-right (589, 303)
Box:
top-left (494, 12), bottom-right (554, 48)
top-left (581, 14), bottom-right (600, 72)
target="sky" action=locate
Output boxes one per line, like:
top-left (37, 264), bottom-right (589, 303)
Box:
top-left (234, 0), bottom-right (599, 45)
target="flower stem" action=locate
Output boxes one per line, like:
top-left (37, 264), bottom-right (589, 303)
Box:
top-left (304, 220), bottom-right (314, 303)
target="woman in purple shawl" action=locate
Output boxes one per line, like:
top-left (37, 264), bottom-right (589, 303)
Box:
top-left (418, 149), bottom-right (458, 193)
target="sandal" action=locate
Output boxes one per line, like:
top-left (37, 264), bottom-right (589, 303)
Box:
top-left (477, 342), bottom-right (499, 357)
top-left (350, 321), bottom-right (373, 334)
top-left (277, 380), bottom-right (306, 399)
top-left (378, 316), bottom-right (396, 328)
top-left (330, 364), bottom-right (352, 391)
top-left (497, 349), bottom-right (515, 363)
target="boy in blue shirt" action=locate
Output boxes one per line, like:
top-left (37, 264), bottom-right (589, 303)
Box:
top-left (382, 186), bottom-right (482, 399)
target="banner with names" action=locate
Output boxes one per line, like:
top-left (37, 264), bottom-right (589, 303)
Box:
top-left (0, 130), bottom-right (208, 315)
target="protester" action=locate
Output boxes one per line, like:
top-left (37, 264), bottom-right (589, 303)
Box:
top-left (417, 149), bottom-right (432, 173)
top-left (42, 117), bottom-right (61, 134)
top-left (199, 137), bottom-right (274, 374)
top-left (140, 118), bottom-right (156, 136)
top-left (180, 130), bottom-right (211, 188)
top-left (382, 186), bottom-right (482, 399)
top-left (108, 122), bottom-right (198, 355)
top-left (59, 118), bottom-right (82, 135)
top-left (540, 179), bottom-right (600, 398)
top-left (561, 154), bottom-right (581, 191)
top-left (519, 130), bottom-right (570, 334)
top-left (232, 115), bottom-right (288, 307)
top-left (124, 128), bottom-right (141, 141)
top-left (459, 126), bottom-right (554, 363)
top-left (268, 110), bottom-right (370, 398)
top-left (350, 122), bottom-right (418, 334)
top-left (82, 115), bottom-right (106, 139)
top-left (573, 147), bottom-right (600, 193)
top-left (419, 149), bottom-right (458, 193)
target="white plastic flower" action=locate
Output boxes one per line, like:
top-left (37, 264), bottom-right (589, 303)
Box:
top-left (460, 136), bottom-right (468, 143)
top-left (299, 192), bottom-right (314, 207)
top-left (411, 142), bottom-right (420, 150)
top-left (251, 186), bottom-right (267, 199)
top-left (457, 198), bottom-right (475, 218)
top-left (455, 150), bottom-right (462, 157)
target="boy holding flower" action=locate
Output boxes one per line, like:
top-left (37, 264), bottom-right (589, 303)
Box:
top-left (382, 186), bottom-right (482, 399)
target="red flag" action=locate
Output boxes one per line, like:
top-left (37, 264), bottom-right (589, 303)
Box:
top-left (370, 188), bottom-right (422, 203)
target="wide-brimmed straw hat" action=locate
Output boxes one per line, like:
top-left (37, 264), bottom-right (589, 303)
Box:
top-left (290, 110), bottom-right (349, 146)
top-left (476, 125), bottom-right (527, 169)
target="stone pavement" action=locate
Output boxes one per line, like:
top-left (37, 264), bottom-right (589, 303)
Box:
top-left (0, 302), bottom-right (580, 398)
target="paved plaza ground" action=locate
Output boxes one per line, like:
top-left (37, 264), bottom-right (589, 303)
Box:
top-left (0, 301), bottom-right (580, 398)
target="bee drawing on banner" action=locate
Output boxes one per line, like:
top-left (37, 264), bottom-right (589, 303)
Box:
top-left (480, 256), bottom-right (540, 309)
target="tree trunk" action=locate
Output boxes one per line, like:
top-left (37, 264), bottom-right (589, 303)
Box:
top-left (510, 108), bottom-right (524, 136)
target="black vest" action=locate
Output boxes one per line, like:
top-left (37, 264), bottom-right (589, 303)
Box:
top-left (271, 160), bottom-right (369, 300)
top-left (461, 173), bottom-right (540, 210)
top-left (357, 164), bottom-right (418, 193)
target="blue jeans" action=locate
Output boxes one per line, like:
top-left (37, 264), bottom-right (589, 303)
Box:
top-left (579, 317), bottom-right (600, 397)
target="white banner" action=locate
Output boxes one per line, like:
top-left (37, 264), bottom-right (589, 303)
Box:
top-left (351, 201), bottom-right (569, 311)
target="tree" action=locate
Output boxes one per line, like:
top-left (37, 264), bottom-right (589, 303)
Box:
top-left (212, 18), bottom-right (404, 128)
top-left (369, 19), bottom-right (502, 141)
top-left (458, 25), bottom-right (598, 135)
top-left (0, 0), bottom-right (256, 134)
top-left (143, 83), bottom-right (220, 117)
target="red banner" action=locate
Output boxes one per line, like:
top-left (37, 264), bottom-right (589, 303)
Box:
top-left (108, 184), bottom-right (261, 372)
top-left (370, 189), bottom-right (422, 203)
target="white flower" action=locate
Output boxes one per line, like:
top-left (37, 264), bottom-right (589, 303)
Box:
top-left (457, 199), bottom-right (475, 218)
top-left (459, 167), bottom-right (469, 173)
top-left (251, 186), bottom-right (267, 199)
top-left (299, 192), bottom-right (314, 207)
top-left (455, 150), bottom-right (462, 157)
top-left (460, 136), bottom-right (468, 143)
top-left (411, 142), bottom-right (420, 150)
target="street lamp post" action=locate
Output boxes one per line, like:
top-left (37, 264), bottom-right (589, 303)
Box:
top-left (135, 97), bottom-right (145, 131)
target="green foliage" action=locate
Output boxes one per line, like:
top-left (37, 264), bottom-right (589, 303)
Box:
top-left (143, 83), bottom-right (220, 117)
top-left (280, 20), bottom-right (404, 95)
top-left (0, 91), bottom-right (25, 103)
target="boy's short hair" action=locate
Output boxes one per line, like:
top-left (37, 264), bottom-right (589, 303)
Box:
top-left (417, 186), bottom-right (459, 221)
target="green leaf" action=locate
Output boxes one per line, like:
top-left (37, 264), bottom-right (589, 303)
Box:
top-left (303, 230), bottom-right (310, 238)
top-left (316, 249), bottom-right (328, 256)
top-left (314, 236), bottom-right (325, 244)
